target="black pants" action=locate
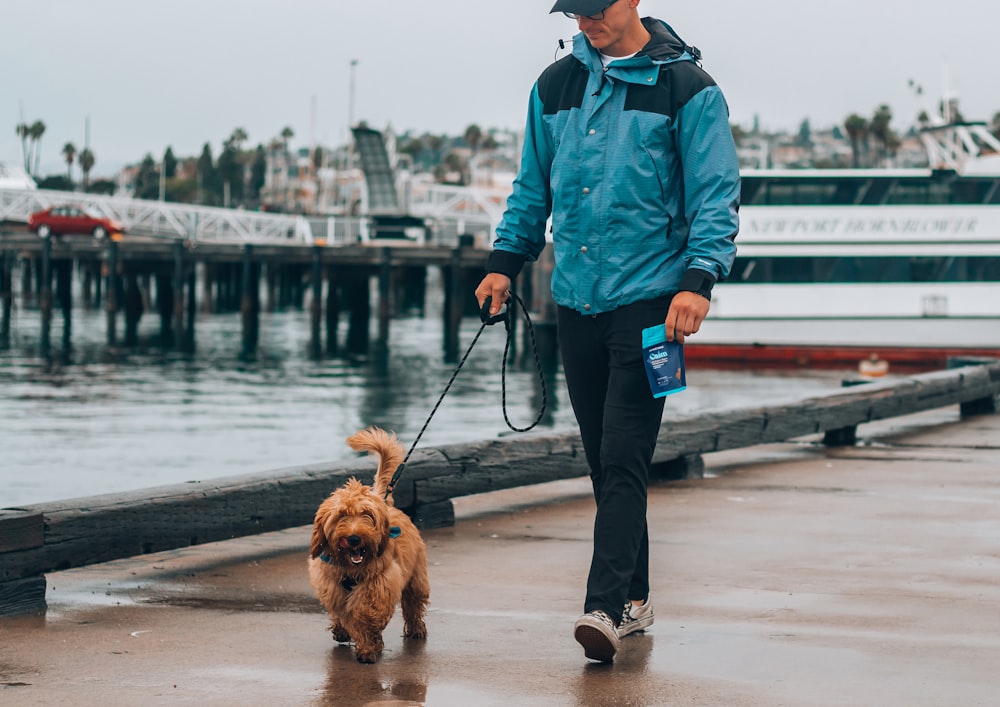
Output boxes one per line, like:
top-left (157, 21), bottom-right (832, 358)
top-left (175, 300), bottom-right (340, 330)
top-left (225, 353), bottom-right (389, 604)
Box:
top-left (557, 297), bottom-right (669, 624)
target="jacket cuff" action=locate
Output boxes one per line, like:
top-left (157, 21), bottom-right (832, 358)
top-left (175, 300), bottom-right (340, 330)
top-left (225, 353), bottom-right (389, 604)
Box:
top-left (486, 249), bottom-right (527, 280)
top-left (678, 268), bottom-right (717, 301)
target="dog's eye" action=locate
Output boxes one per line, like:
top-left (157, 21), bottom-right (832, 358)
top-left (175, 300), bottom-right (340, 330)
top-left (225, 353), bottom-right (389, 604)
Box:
top-left (362, 513), bottom-right (377, 527)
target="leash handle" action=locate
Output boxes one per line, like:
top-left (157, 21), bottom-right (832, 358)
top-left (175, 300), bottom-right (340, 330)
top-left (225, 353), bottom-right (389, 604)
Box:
top-left (479, 296), bottom-right (508, 326)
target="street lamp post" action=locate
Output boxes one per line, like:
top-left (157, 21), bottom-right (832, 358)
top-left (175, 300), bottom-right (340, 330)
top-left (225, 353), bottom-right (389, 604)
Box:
top-left (347, 59), bottom-right (359, 173)
top-left (349, 59), bottom-right (358, 129)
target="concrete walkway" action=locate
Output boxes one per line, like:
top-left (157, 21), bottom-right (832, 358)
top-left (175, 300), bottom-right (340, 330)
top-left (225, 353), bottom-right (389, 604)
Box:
top-left (2, 408), bottom-right (999, 706)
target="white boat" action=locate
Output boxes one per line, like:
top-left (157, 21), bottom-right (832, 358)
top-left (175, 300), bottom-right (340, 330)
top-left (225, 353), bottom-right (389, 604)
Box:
top-left (695, 113), bottom-right (1000, 369)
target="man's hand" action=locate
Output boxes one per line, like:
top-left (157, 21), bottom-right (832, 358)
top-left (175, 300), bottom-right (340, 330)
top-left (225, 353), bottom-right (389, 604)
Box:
top-left (474, 273), bottom-right (512, 316)
top-left (665, 291), bottom-right (710, 343)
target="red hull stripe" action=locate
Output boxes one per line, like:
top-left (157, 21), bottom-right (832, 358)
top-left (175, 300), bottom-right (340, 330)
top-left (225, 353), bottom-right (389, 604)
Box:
top-left (684, 344), bottom-right (1000, 371)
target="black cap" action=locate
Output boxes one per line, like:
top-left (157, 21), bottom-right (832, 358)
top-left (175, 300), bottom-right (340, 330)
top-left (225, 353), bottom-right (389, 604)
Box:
top-left (550, 0), bottom-right (612, 15)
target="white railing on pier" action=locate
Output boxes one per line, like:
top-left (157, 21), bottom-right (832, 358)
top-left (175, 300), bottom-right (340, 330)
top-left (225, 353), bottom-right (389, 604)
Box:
top-left (0, 188), bottom-right (313, 244)
top-left (0, 183), bottom-right (509, 247)
top-left (407, 182), bottom-right (509, 237)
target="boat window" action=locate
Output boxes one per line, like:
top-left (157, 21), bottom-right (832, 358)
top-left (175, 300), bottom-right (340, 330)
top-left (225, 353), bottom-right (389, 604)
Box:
top-left (970, 257), bottom-right (1000, 281)
top-left (726, 256), bottom-right (1000, 284)
top-left (741, 175), bottom-right (999, 205)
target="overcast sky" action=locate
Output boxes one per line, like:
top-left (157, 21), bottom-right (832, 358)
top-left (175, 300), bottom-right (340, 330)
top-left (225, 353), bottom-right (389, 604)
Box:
top-left (3, 0), bottom-right (998, 177)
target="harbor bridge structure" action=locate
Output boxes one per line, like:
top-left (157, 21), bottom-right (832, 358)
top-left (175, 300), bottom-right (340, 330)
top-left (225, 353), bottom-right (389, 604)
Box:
top-left (0, 182), bottom-right (508, 247)
top-left (1, 125), bottom-right (511, 246)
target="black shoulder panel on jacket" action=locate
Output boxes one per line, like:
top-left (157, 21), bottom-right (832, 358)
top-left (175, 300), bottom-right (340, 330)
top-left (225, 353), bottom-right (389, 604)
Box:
top-left (537, 56), bottom-right (589, 115)
top-left (624, 60), bottom-right (716, 119)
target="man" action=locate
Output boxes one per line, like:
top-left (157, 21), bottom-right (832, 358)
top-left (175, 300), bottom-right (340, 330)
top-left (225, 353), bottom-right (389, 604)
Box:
top-left (474, 0), bottom-right (739, 662)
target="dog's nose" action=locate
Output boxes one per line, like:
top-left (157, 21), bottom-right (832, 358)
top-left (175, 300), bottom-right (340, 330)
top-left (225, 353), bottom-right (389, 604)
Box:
top-left (347, 535), bottom-right (362, 547)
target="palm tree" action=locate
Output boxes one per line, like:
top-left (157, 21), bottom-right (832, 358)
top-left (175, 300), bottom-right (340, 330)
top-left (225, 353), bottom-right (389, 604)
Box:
top-left (226, 127), bottom-right (249, 151)
top-left (870, 105), bottom-right (894, 167)
top-left (135, 153), bottom-right (160, 199)
top-left (280, 126), bottom-right (294, 153)
top-left (163, 146), bottom-right (177, 179)
top-left (62, 142), bottom-right (77, 184)
top-left (28, 120), bottom-right (46, 177)
top-left (78, 148), bottom-right (95, 190)
top-left (15, 123), bottom-right (31, 172)
top-left (464, 124), bottom-right (483, 153)
top-left (844, 114), bottom-right (869, 168)
top-left (991, 111), bottom-right (1000, 140)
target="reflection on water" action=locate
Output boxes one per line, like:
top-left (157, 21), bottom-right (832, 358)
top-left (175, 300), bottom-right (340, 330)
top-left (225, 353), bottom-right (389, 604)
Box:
top-left (318, 642), bottom-right (429, 707)
top-left (0, 293), bottom-right (844, 508)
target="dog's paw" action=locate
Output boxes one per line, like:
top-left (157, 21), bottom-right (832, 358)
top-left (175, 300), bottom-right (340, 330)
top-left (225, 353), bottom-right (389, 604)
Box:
top-left (355, 650), bottom-right (380, 664)
top-left (354, 635), bottom-right (384, 663)
top-left (331, 624), bottom-right (352, 643)
top-left (403, 621), bottom-right (427, 640)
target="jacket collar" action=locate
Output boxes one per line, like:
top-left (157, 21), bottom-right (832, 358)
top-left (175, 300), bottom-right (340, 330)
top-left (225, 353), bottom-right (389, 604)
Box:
top-left (571, 16), bottom-right (695, 83)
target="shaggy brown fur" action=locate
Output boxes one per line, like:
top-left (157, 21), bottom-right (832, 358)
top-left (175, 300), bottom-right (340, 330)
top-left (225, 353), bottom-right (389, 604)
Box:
top-left (308, 427), bottom-right (429, 663)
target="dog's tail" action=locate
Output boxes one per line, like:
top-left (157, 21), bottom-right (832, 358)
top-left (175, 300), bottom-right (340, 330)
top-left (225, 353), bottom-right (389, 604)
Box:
top-left (346, 427), bottom-right (406, 502)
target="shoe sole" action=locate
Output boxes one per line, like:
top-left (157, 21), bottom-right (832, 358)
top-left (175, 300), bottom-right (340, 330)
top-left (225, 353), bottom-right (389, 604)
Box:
top-left (574, 623), bottom-right (618, 662)
top-left (618, 614), bottom-right (654, 637)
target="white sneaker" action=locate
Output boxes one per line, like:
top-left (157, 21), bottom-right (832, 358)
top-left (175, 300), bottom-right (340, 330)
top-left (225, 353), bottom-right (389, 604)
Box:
top-left (573, 610), bottom-right (620, 662)
top-left (618, 597), bottom-right (654, 637)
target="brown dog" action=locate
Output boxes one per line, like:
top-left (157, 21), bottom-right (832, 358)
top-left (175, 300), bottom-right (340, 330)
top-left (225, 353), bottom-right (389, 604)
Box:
top-left (308, 427), bottom-right (429, 663)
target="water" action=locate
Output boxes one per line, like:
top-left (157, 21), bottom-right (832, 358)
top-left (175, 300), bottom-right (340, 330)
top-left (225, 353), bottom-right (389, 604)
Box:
top-left (0, 281), bottom-right (846, 508)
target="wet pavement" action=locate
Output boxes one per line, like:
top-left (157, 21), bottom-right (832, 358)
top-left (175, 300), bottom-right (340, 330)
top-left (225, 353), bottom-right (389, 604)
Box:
top-left (2, 408), bottom-right (999, 706)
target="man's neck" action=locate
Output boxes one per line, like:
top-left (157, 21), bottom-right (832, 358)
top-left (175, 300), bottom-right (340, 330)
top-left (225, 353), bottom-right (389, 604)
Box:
top-left (603, 18), bottom-right (651, 57)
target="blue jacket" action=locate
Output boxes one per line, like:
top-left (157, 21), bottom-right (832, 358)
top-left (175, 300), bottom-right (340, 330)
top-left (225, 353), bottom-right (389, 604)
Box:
top-left (487, 18), bottom-right (740, 314)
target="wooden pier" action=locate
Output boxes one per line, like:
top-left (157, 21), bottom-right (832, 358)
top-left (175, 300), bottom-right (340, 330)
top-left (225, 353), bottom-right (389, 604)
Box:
top-left (0, 229), bottom-right (523, 361)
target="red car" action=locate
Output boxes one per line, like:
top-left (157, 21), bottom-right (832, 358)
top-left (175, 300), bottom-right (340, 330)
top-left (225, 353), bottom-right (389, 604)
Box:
top-left (28, 205), bottom-right (124, 240)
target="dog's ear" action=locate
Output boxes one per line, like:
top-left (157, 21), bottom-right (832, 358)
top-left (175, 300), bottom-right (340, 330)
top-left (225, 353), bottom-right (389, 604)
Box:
top-left (375, 506), bottom-right (392, 557)
top-left (310, 503), bottom-right (333, 559)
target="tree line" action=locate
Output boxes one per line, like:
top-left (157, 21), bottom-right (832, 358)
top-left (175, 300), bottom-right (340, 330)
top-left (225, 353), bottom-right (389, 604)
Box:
top-left (14, 106), bottom-right (1000, 204)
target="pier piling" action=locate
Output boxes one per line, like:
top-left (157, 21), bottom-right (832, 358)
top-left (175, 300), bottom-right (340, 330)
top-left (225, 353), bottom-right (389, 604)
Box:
top-left (39, 236), bottom-right (52, 350)
top-left (309, 245), bottom-right (323, 359)
top-left (123, 268), bottom-right (143, 346)
top-left (377, 247), bottom-right (392, 357)
top-left (0, 233), bottom-right (492, 359)
top-left (1, 251), bottom-right (12, 345)
top-left (57, 260), bottom-right (72, 347)
top-left (171, 239), bottom-right (185, 350)
top-left (105, 239), bottom-right (119, 346)
top-left (241, 244), bottom-right (259, 357)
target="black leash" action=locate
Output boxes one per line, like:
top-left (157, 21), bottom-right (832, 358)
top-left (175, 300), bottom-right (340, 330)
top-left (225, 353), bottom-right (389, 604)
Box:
top-left (384, 293), bottom-right (548, 499)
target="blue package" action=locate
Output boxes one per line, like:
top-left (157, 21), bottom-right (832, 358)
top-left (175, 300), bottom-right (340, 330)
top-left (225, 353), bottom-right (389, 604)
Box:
top-left (641, 325), bottom-right (687, 398)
